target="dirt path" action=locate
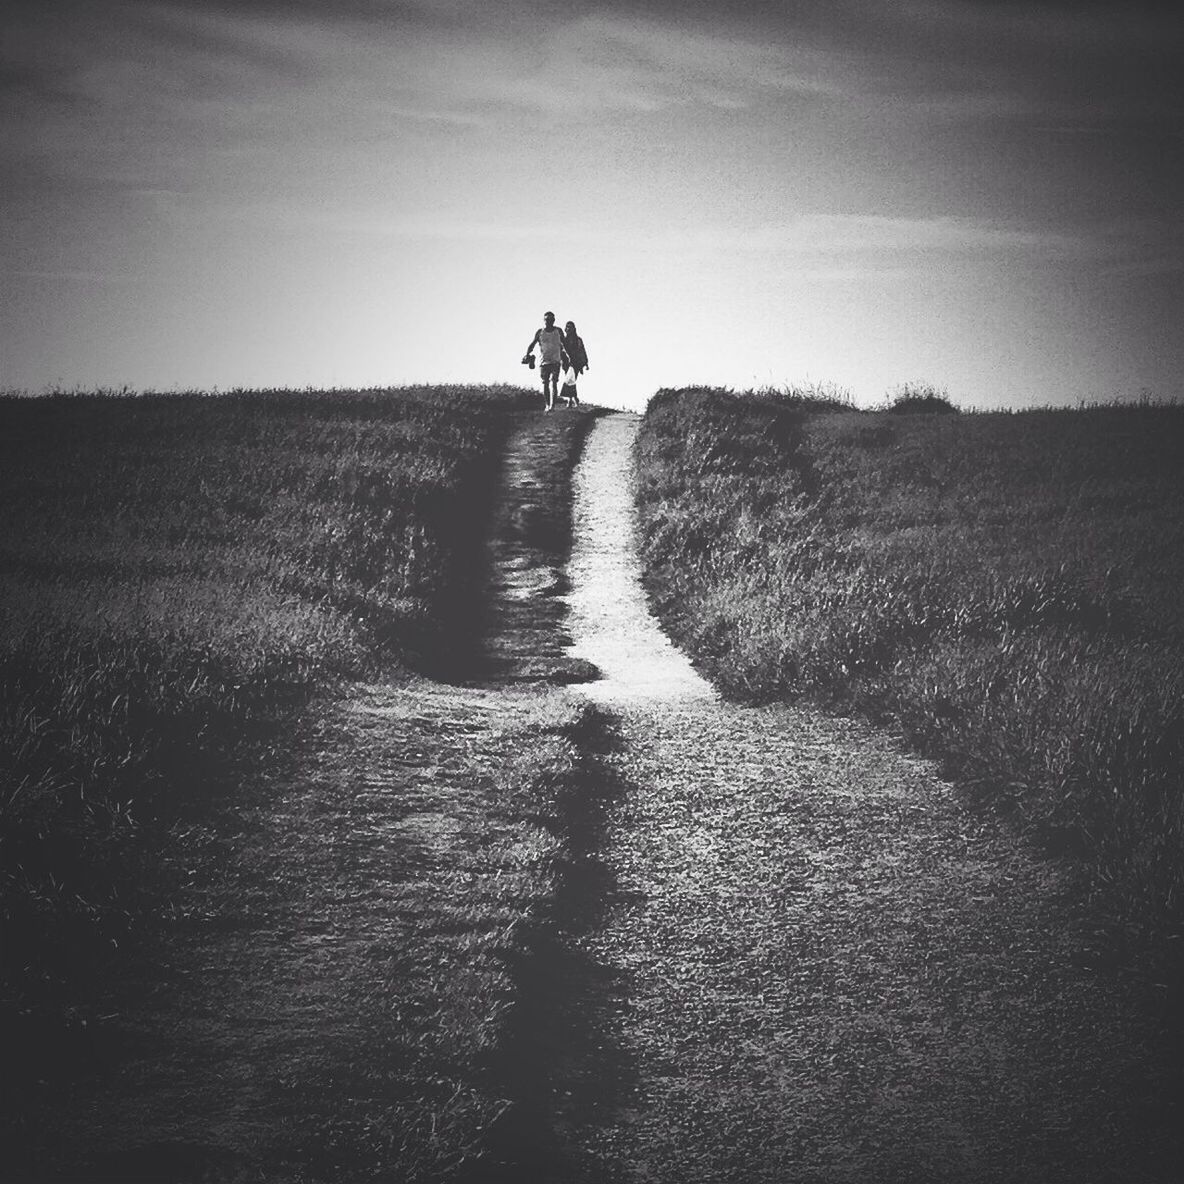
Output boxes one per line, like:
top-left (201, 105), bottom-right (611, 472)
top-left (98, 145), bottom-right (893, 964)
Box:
top-left (12, 410), bottom-right (1174, 1182)
top-left (560, 413), bottom-right (1174, 1183)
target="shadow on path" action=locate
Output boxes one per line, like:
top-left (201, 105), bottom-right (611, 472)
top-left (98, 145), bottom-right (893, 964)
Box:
top-left (463, 711), bottom-right (637, 1184)
top-left (457, 412), bottom-right (640, 1182)
top-left (479, 409), bottom-right (603, 688)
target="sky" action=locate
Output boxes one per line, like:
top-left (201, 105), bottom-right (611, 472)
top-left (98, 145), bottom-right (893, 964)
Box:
top-left (2, 0), bottom-right (1182, 410)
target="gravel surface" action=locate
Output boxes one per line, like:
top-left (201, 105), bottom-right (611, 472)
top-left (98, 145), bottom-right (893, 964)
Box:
top-left (562, 413), bottom-right (1173, 1183)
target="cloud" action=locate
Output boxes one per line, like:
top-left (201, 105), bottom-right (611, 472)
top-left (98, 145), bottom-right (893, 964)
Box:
top-left (1, 1), bottom-right (316, 111)
top-left (900, 0), bottom-right (1184, 54)
top-left (245, 206), bottom-right (1172, 277)
top-left (652, 214), bottom-right (1162, 267)
top-left (200, 196), bottom-right (1184, 283)
top-left (0, 3), bottom-right (383, 193)
top-left (221, 204), bottom-right (572, 241)
top-left (558, 14), bottom-right (842, 101)
top-left (855, 0), bottom-right (1184, 128)
top-left (4, 268), bottom-right (144, 284)
top-left (0, 62), bottom-right (82, 108)
top-left (367, 12), bottom-right (846, 120)
top-left (375, 104), bottom-right (486, 127)
top-left (1092, 216), bottom-right (1184, 277)
top-left (12, 0), bottom-right (1177, 128)
top-left (3, 0), bottom-right (1180, 269)
top-left (6, 1), bottom-right (828, 163)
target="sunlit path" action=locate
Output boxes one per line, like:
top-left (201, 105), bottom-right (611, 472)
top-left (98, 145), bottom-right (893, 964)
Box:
top-left (565, 413), bottom-right (716, 706)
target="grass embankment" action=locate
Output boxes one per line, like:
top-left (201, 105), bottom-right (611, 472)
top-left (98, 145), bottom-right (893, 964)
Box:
top-left (0, 385), bottom-right (530, 1014)
top-left (635, 388), bottom-right (1184, 967)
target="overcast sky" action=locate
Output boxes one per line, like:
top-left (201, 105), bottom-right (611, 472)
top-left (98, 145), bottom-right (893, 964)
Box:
top-left (2, 0), bottom-right (1182, 408)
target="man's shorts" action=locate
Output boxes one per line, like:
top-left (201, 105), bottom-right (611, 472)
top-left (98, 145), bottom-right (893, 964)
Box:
top-left (540, 362), bottom-right (561, 382)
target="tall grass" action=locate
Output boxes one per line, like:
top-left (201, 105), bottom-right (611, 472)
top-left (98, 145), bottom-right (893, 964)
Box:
top-left (1, 384), bottom-right (532, 1004)
top-left (635, 387), bottom-right (1184, 962)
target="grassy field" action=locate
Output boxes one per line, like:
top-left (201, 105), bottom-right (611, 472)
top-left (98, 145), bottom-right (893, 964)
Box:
top-left (635, 387), bottom-right (1184, 976)
top-left (0, 385), bottom-right (532, 1018)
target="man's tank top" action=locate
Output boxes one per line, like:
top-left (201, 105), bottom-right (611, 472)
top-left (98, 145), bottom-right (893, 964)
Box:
top-left (538, 326), bottom-right (563, 364)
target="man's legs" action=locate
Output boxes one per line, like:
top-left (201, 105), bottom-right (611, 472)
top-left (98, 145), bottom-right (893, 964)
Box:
top-left (541, 363), bottom-right (560, 410)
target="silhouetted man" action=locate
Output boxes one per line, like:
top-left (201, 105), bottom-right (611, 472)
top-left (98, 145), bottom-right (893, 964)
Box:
top-left (524, 310), bottom-right (568, 411)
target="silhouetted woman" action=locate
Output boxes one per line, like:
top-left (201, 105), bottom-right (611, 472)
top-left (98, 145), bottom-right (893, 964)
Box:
top-left (561, 321), bottom-right (589, 406)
